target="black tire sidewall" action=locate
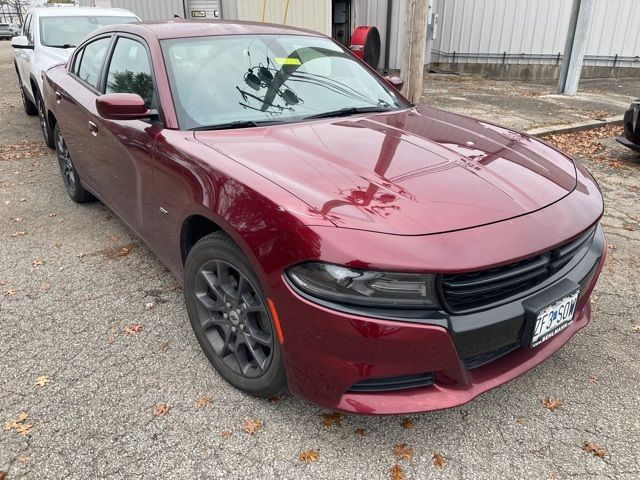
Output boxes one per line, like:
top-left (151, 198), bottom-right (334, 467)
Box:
top-left (184, 233), bottom-right (287, 398)
top-left (53, 123), bottom-right (89, 203)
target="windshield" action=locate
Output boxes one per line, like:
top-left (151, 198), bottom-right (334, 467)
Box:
top-left (161, 35), bottom-right (408, 130)
top-left (39, 16), bottom-right (138, 47)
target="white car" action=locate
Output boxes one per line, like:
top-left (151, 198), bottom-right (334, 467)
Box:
top-left (12, 7), bottom-right (138, 148)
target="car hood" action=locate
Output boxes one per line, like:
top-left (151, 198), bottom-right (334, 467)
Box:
top-left (195, 107), bottom-right (577, 235)
top-left (38, 45), bottom-right (73, 66)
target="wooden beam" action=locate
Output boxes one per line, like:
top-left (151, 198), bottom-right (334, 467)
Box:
top-left (400, 0), bottom-right (429, 103)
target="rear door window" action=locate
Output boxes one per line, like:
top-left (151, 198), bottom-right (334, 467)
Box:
top-left (76, 37), bottom-right (111, 90)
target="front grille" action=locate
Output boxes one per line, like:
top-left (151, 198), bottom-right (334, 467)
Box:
top-left (440, 227), bottom-right (596, 313)
top-left (348, 372), bottom-right (435, 393)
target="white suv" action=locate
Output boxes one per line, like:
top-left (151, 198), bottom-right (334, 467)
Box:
top-left (12, 7), bottom-right (138, 148)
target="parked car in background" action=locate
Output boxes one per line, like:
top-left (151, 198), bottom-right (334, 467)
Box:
top-left (12, 7), bottom-right (138, 148)
top-left (0, 23), bottom-right (15, 40)
top-left (617, 99), bottom-right (640, 153)
top-left (43, 21), bottom-right (606, 414)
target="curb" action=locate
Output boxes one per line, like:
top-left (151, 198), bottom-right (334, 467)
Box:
top-left (526, 115), bottom-right (625, 137)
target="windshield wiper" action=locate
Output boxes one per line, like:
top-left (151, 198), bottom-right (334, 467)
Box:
top-left (191, 120), bottom-right (283, 131)
top-left (303, 106), bottom-right (394, 121)
top-left (48, 44), bottom-right (75, 49)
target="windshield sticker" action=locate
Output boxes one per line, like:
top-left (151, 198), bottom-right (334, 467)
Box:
top-left (275, 57), bottom-right (302, 66)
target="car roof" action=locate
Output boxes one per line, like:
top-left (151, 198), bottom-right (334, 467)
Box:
top-left (104, 19), bottom-right (325, 40)
top-left (29, 7), bottom-right (137, 18)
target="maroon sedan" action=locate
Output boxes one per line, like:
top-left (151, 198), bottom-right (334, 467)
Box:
top-left (43, 21), bottom-right (605, 414)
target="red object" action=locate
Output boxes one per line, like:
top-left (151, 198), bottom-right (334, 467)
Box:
top-left (350, 25), bottom-right (381, 67)
top-left (96, 93), bottom-right (150, 120)
top-left (43, 21), bottom-right (606, 414)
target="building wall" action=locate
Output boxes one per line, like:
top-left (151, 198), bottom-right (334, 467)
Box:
top-left (432, 0), bottom-right (640, 69)
top-left (234, 0), bottom-right (331, 36)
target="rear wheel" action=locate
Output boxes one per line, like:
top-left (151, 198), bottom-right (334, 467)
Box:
top-left (184, 232), bottom-right (287, 397)
top-left (54, 123), bottom-right (93, 203)
top-left (37, 93), bottom-right (54, 149)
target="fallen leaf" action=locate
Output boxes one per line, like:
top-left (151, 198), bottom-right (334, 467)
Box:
top-left (582, 441), bottom-right (607, 459)
top-left (267, 395), bottom-right (281, 403)
top-left (3, 289), bottom-right (17, 296)
top-left (48, 213), bottom-right (57, 218)
top-left (243, 418), bottom-right (263, 435)
top-left (298, 449), bottom-right (319, 463)
top-left (76, 253), bottom-right (86, 258)
top-left (433, 451), bottom-right (446, 468)
top-left (145, 302), bottom-right (155, 311)
top-left (321, 411), bottom-right (344, 428)
top-left (220, 430), bottom-right (232, 439)
top-left (41, 282), bottom-right (51, 291)
top-left (54, 242), bottom-right (62, 249)
top-left (393, 443), bottom-right (414, 461)
top-left (195, 396), bottom-right (213, 408)
top-left (11, 231), bottom-right (27, 237)
top-left (108, 235), bottom-right (119, 242)
top-left (153, 403), bottom-right (170, 416)
top-left (542, 396), bottom-right (564, 411)
top-left (11, 217), bottom-right (22, 222)
top-left (401, 418), bottom-right (415, 429)
top-left (0, 279), bottom-right (6, 285)
top-left (117, 247), bottom-right (133, 257)
top-left (355, 427), bottom-right (366, 436)
top-left (35, 375), bottom-right (50, 388)
top-left (19, 198), bottom-right (26, 202)
top-left (18, 455), bottom-right (31, 463)
top-left (631, 325), bottom-right (640, 333)
top-left (31, 259), bottom-right (45, 267)
top-left (589, 374), bottom-right (598, 384)
top-left (516, 417), bottom-right (527, 425)
top-left (390, 464), bottom-right (406, 480)
top-left (3, 412), bottom-right (33, 436)
top-left (0, 472), bottom-right (6, 480)
top-left (124, 323), bottom-right (144, 335)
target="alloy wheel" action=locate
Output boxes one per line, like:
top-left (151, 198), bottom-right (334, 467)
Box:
top-left (37, 96), bottom-right (49, 145)
top-left (55, 128), bottom-right (76, 196)
top-left (193, 259), bottom-right (274, 378)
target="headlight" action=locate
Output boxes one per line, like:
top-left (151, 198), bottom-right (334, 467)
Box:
top-left (286, 262), bottom-right (438, 308)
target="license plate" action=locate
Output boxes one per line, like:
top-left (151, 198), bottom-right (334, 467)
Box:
top-left (531, 290), bottom-right (579, 347)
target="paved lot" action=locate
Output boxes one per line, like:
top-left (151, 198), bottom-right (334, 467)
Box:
top-left (1, 40), bottom-right (639, 480)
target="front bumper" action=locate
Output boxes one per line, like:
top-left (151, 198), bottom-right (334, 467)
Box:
top-left (275, 225), bottom-right (606, 414)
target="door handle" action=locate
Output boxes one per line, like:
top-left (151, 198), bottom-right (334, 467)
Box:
top-left (88, 121), bottom-right (98, 136)
top-left (55, 91), bottom-right (62, 103)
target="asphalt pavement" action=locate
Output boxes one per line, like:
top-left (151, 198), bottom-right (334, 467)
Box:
top-left (1, 41), bottom-right (639, 480)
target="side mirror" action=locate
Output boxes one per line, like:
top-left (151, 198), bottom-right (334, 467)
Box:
top-left (11, 36), bottom-right (33, 49)
top-left (96, 93), bottom-right (151, 121)
top-left (384, 75), bottom-right (404, 91)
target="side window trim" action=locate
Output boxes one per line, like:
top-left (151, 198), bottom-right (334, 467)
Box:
top-left (68, 34), bottom-right (114, 95)
top-left (103, 33), bottom-right (164, 124)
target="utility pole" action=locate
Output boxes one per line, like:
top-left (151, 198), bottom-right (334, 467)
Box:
top-left (400, 0), bottom-right (430, 103)
top-left (557, 0), bottom-right (595, 96)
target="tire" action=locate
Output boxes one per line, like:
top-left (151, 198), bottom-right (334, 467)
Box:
top-left (53, 123), bottom-right (94, 203)
top-left (18, 76), bottom-right (37, 116)
top-left (37, 93), bottom-right (54, 149)
top-left (623, 108), bottom-right (640, 145)
top-left (184, 232), bottom-right (287, 398)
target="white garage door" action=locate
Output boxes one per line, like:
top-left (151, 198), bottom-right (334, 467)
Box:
top-left (186, 0), bottom-right (222, 19)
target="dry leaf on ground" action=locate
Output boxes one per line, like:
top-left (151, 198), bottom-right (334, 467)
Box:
top-left (631, 324), bottom-right (640, 332)
top-left (11, 231), bottom-right (27, 237)
top-left (401, 418), bottom-right (415, 429)
top-left (145, 302), bottom-right (155, 310)
top-left (355, 427), bottom-right (366, 436)
top-left (390, 464), bottom-right (406, 480)
top-left (124, 323), bottom-right (144, 335)
top-left (31, 259), bottom-right (45, 267)
top-left (516, 417), bottom-right (527, 425)
top-left (298, 449), bottom-right (319, 463)
top-left (3, 412), bottom-right (33, 436)
top-left (3, 289), bottom-right (17, 296)
top-left (433, 451), bottom-right (446, 468)
top-left (117, 247), bottom-right (134, 257)
top-left (35, 375), bottom-right (50, 388)
top-left (243, 418), bottom-right (263, 435)
top-left (321, 411), bottom-right (343, 428)
top-left (41, 282), bottom-right (51, 291)
top-left (153, 403), bottom-right (170, 416)
top-left (0, 471), bottom-right (7, 480)
top-left (393, 443), bottom-right (414, 461)
top-left (195, 396), bottom-right (212, 408)
top-left (582, 441), bottom-right (607, 459)
top-left (542, 396), bottom-right (564, 411)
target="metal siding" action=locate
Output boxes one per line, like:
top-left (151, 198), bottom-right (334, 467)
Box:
top-left (433, 0), bottom-right (640, 68)
top-left (78, 0), bottom-right (184, 20)
top-left (354, 0), bottom-right (404, 70)
top-left (235, 0), bottom-right (331, 35)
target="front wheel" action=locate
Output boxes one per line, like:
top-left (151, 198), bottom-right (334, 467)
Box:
top-left (37, 93), bottom-right (54, 149)
top-left (184, 232), bottom-right (287, 398)
top-left (54, 123), bottom-right (93, 203)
